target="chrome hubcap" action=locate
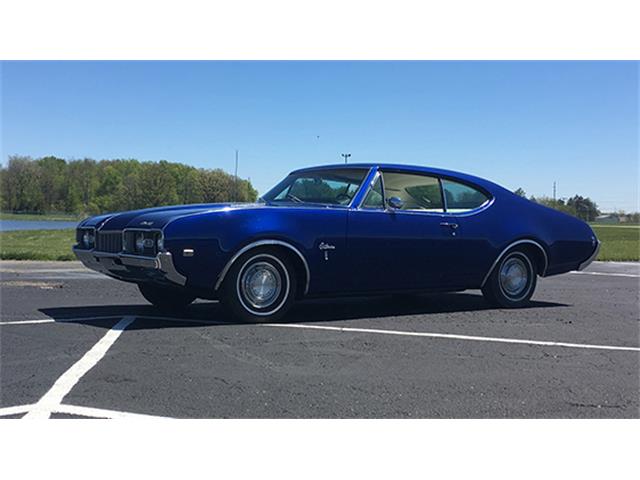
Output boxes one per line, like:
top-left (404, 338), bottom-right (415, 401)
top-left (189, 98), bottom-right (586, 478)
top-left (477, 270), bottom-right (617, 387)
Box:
top-left (499, 257), bottom-right (529, 297)
top-left (240, 261), bottom-right (282, 309)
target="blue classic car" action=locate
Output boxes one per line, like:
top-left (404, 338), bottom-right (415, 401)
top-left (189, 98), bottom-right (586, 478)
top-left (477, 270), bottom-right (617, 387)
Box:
top-left (74, 164), bottom-right (600, 322)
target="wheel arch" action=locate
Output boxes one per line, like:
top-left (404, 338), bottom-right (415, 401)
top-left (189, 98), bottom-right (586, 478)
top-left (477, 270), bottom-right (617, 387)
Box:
top-left (481, 238), bottom-right (548, 288)
top-left (214, 239), bottom-right (311, 296)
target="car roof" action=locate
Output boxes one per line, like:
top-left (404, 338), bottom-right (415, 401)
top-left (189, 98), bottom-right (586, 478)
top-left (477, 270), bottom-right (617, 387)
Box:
top-left (290, 163), bottom-right (505, 194)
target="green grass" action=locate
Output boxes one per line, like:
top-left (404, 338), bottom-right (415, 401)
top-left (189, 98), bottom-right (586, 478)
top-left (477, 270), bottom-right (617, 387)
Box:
top-left (0, 229), bottom-right (76, 261)
top-left (0, 211), bottom-right (83, 221)
top-left (591, 225), bottom-right (639, 261)
top-left (0, 225), bottom-right (637, 263)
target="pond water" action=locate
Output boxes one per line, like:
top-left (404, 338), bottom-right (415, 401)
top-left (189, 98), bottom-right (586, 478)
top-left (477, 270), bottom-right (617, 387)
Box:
top-left (0, 220), bottom-right (79, 232)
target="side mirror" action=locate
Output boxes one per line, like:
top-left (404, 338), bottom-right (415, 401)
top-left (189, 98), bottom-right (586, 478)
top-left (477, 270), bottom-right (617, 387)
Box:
top-left (387, 196), bottom-right (404, 209)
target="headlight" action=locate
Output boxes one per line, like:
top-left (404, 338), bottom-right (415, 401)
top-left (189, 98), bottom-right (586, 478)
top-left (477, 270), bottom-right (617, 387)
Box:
top-left (82, 230), bottom-right (95, 248)
top-left (157, 236), bottom-right (164, 251)
top-left (135, 233), bottom-right (145, 252)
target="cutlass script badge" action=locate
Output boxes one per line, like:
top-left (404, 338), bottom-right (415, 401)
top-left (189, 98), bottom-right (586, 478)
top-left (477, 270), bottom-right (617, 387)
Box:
top-left (318, 242), bottom-right (336, 261)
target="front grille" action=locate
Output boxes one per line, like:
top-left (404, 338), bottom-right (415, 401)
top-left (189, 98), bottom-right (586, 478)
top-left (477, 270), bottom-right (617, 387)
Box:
top-left (95, 231), bottom-right (123, 253)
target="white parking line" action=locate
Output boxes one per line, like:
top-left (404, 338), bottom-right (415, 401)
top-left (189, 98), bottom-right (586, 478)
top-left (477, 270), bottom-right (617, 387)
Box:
top-left (0, 316), bottom-right (121, 326)
top-left (54, 404), bottom-right (169, 419)
top-left (570, 271), bottom-right (639, 278)
top-left (0, 314), bottom-right (220, 327)
top-left (0, 404), bottom-right (36, 417)
top-left (0, 403), bottom-right (169, 419)
top-left (0, 318), bottom-right (56, 325)
top-left (23, 316), bottom-right (136, 419)
top-left (0, 268), bottom-right (90, 274)
top-left (264, 323), bottom-right (640, 352)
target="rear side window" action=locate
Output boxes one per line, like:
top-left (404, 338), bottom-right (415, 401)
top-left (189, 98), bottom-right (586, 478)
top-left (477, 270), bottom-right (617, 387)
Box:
top-left (441, 179), bottom-right (489, 212)
top-left (382, 172), bottom-right (444, 212)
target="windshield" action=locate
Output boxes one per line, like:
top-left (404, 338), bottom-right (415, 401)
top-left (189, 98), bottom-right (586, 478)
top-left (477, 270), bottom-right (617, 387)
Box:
top-left (261, 168), bottom-right (369, 206)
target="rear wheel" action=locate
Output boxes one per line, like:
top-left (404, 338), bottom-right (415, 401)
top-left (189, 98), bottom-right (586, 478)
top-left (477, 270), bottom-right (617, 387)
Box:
top-left (220, 247), bottom-right (297, 323)
top-left (138, 283), bottom-right (196, 311)
top-left (482, 249), bottom-right (537, 308)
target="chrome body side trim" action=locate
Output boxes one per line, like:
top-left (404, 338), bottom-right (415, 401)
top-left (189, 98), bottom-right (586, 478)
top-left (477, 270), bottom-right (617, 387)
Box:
top-left (214, 239), bottom-right (311, 295)
top-left (73, 247), bottom-right (187, 286)
top-left (480, 239), bottom-right (549, 287)
top-left (577, 240), bottom-right (601, 271)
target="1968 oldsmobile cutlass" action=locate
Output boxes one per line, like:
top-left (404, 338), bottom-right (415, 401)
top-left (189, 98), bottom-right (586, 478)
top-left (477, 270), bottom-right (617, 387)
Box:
top-left (74, 163), bottom-right (600, 322)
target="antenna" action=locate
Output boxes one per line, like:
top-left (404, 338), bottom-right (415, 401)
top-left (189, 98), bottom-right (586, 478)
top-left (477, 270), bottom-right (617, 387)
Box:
top-left (553, 181), bottom-right (556, 202)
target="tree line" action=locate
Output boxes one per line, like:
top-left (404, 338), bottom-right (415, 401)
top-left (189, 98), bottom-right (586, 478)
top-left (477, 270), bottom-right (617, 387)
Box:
top-left (0, 155), bottom-right (258, 215)
top-left (0, 157), bottom-right (628, 223)
top-left (513, 187), bottom-right (602, 222)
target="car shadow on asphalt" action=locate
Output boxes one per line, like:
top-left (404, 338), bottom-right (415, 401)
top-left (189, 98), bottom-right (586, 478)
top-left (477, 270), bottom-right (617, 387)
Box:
top-left (39, 292), bottom-right (568, 330)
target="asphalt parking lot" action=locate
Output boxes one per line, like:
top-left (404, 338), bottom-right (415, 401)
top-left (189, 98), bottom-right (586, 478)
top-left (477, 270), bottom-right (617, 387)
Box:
top-left (0, 260), bottom-right (638, 419)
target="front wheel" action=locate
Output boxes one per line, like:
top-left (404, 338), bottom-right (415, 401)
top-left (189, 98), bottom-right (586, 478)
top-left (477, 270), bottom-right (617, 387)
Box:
top-left (138, 283), bottom-right (196, 311)
top-left (220, 247), bottom-right (297, 323)
top-left (482, 249), bottom-right (537, 308)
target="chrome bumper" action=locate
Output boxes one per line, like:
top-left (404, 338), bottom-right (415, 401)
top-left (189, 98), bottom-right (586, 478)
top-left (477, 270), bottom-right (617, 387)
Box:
top-left (73, 247), bottom-right (187, 286)
top-left (577, 240), bottom-right (601, 271)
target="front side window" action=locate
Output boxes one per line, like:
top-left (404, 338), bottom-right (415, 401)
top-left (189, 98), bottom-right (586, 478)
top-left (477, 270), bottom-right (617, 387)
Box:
top-left (441, 179), bottom-right (489, 212)
top-left (381, 172), bottom-right (444, 212)
top-left (262, 168), bottom-right (367, 206)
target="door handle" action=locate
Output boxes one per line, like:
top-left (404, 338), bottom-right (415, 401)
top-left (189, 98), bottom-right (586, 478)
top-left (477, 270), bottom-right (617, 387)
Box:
top-left (440, 222), bottom-right (459, 229)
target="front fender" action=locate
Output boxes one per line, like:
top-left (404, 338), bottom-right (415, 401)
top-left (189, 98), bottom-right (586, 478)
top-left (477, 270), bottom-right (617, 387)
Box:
top-left (162, 206), bottom-right (348, 292)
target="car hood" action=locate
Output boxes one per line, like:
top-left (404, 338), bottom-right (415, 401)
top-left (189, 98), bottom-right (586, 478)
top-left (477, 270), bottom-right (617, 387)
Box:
top-left (82, 203), bottom-right (259, 230)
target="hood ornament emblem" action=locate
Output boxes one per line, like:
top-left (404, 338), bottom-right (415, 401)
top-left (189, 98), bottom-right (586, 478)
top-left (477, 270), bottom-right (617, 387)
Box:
top-left (140, 220), bottom-right (154, 226)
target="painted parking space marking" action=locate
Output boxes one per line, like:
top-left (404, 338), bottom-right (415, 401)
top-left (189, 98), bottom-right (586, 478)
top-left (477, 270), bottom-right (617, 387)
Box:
top-left (0, 315), bottom-right (121, 326)
top-left (570, 271), bottom-right (639, 278)
top-left (264, 323), bottom-right (640, 353)
top-left (0, 314), bottom-right (223, 327)
top-left (0, 318), bottom-right (57, 325)
top-left (0, 403), bottom-right (169, 419)
top-left (23, 316), bottom-right (136, 419)
top-left (3, 306), bottom-right (637, 420)
top-left (54, 404), bottom-right (169, 419)
top-left (3, 313), bottom-right (638, 353)
top-left (0, 404), bottom-right (36, 417)
top-left (0, 268), bottom-right (91, 273)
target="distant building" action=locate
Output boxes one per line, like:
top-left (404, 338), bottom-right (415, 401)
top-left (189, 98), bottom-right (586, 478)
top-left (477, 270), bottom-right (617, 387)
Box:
top-left (594, 214), bottom-right (619, 224)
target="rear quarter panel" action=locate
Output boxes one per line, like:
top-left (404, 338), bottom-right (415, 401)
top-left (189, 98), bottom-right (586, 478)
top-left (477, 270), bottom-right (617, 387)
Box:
top-left (482, 188), bottom-right (596, 276)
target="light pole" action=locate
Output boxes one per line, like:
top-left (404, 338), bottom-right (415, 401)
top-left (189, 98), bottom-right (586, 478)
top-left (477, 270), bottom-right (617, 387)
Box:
top-left (341, 153), bottom-right (351, 164)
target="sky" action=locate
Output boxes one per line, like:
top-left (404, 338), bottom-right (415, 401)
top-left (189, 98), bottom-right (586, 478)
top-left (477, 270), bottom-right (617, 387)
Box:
top-left (1, 61), bottom-right (638, 212)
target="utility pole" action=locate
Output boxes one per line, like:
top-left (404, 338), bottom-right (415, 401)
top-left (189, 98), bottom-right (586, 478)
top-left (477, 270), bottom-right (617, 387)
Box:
top-left (234, 149), bottom-right (239, 202)
top-left (553, 181), bottom-right (556, 202)
top-left (341, 153), bottom-right (351, 164)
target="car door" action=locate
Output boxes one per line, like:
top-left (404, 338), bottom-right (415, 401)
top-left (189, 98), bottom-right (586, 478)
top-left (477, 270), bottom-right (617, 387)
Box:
top-left (346, 170), bottom-right (460, 293)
